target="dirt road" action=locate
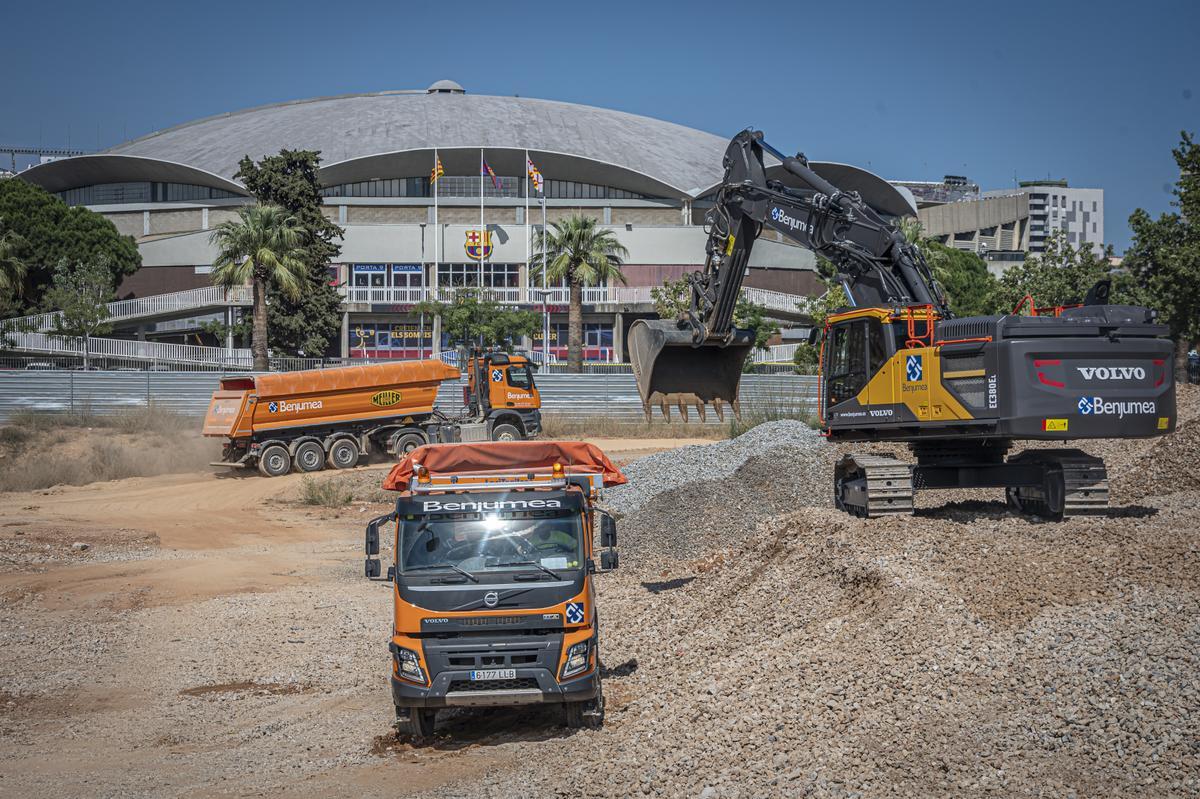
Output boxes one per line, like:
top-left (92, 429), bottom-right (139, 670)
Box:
top-left (3, 427), bottom-right (1198, 798)
top-left (0, 438), bottom-right (700, 798)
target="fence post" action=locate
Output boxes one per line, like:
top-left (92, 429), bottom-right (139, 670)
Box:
top-left (69, 370), bottom-right (75, 414)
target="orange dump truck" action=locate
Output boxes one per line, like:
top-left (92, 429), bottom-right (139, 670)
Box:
top-left (365, 440), bottom-right (624, 735)
top-left (203, 353), bottom-right (542, 476)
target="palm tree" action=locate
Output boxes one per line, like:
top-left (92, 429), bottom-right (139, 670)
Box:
top-left (530, 215), bottom-right (629, 372)
top-left (209, 204), bottom-right (308, 370)
top-left (0, 218), bottom-right (28, 300)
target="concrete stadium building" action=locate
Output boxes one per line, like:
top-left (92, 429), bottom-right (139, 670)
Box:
top-left (19, 80), bottom-right (917, 361)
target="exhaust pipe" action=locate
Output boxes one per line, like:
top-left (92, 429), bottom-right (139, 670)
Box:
top-left (628, 319), bottom-right (754, 422)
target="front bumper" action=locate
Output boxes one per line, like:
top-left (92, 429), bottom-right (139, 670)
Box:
top-left (391, 667), bottom-right (598, 709)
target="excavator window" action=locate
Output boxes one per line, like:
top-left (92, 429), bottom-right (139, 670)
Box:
top-left (827, 321), bottom-right (869, 407)
top-left (867, 319), bottom-right (888, 374)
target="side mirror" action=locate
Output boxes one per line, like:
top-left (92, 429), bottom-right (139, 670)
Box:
top-left (600, 550), bottom-right (619, 571)
top-left (365, 511), bottom-right (396, 557)
top-left (599, 513), bottom-right (617, 548)
top-left (365, 558), bottom-right (380, 579)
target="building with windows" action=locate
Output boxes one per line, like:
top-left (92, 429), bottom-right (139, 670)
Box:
top-left (1006, 180), bottom-right (1104, 257)
top-left (17, 80), bottom-right (918, 361)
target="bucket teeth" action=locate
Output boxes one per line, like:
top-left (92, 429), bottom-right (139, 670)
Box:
top-left (712, 399), bottom-right (725, 422)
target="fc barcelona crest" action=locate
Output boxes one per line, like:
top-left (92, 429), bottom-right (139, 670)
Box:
top-left (464, 229), bottom-right (493, 261)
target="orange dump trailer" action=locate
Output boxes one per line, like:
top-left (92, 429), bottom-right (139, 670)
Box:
top-left (204, 354), bottom-right (543, 476)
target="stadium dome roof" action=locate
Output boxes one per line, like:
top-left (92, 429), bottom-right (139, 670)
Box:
top-left (19, 83), bottom-right (916, 214)
top-left (23, 84), bottom-right (735, 199)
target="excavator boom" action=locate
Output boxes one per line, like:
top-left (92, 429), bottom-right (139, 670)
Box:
top-left (630, 129), bottom-right (945, 420)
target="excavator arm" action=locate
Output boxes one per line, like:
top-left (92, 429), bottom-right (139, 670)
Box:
top-left (628, 129), bottom-right (948, 419)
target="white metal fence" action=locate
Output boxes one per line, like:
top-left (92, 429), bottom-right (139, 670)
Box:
top-left (0, 370), bottom-right (820, 424)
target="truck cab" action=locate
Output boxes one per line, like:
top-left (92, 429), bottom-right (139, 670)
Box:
top-left (463, 350), bottom-right (542, 441)
top-left (364, 441), bottom-right (624, 738)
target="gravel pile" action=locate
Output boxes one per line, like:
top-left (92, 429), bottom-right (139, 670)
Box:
top-left (427, 502), bottom-right (1200, 799)
top-left (604, 420), bottom-right (834, 559)
top-left (605, 420), bottom-right (826, 516)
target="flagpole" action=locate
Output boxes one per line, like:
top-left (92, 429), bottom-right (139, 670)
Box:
top-left (479, 148), bottom-right (484, 294)
top-left (524, 149), bottom-right (530, 308)
top-left (433, 148), bottom-right (439, 308)
top-left (542, 190), bottom-right (548, 363)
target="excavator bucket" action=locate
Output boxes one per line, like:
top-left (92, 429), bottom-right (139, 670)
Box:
top-left (628, 319), bottom-right (754, 421)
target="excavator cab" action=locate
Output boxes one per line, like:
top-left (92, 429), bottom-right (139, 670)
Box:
top-left (628, 320), bottom-right (754, 421)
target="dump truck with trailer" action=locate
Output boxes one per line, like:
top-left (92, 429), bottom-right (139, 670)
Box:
top-left (364, 441), bottom-right (624, 736)
top-left (203, 354), bottom-right (542, 476)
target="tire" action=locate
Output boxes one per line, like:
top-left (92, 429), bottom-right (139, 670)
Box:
top-left (392, 432), bottom-right (426, 460)
top-left (257, 445), bottom-right (291, 477)
top-left (563, 690), bottom-right (604, 729)
top-left (294, 441), bottom-right (325, 473)
top-left (327, 439), bottom-right (359, 470)
top-left (395, 707), bottom-right (436, 740)
top-left (491, 422), bottom-right (523, 442)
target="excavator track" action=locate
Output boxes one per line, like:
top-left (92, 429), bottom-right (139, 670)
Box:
top-left (1005, 449), bottom-right (1109, 521)
top-left (834, 454), bottom-right (915, 518)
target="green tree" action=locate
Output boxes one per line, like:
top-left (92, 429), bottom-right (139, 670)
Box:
top-left (1123, 131), bottom-right (1200, 378)
top-left (209, 205), bottom-right (309, 370)
top-left (734, 297), bottom-right (780, 372)
top-left (416, 292), bottom-right (540, 350)
top-left (0, 218), bottom-right (28, 320)
top-left (789, 256), bottom-right (848, 372)
top-left (235, 150), bottom-right (344, 358)
top-left (530, 215), bottom-right (629, 372)
top-left (990, 229), bottom-right (1122, 314)
top-left (45, 260), bottom-right (115, 368)
top-left (896, 217), bottom-right (996, 317)
top-left (650, 275), bottom-right (690, 319)
top-left (0, 179), bottom-right (139, 313)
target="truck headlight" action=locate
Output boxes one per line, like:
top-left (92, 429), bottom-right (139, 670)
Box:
top-left (561, 640), bottom-right (591, 679)
top-left (393, 646), bottom-right (426, 684)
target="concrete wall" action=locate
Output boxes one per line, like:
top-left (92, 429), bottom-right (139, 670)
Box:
top-left (131, 222), bottom-right (818, 272)
top-left (610, 206), bottom-right (681, 225)
top-left (117, 265), bottom-right (211, 298)
top-left (918, 193), bottom-right (1029, 239)
top-left (347, 205), bottom-right (429, 225)
top-left (148, 209), bottom-right (204, 236)
top-left (107, 212), bottom-right (145, 238)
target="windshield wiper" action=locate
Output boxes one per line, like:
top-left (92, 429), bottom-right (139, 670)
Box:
top-left (496, 560), bottom-right (561, 580)
top-left (403, 563), bottom-right (479, 583)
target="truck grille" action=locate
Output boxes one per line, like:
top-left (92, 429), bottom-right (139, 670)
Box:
top-left (449, 678), bottom-right (538, 692)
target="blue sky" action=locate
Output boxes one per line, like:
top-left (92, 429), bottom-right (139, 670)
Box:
top-left (2, 0), bottom-right (1196, 250)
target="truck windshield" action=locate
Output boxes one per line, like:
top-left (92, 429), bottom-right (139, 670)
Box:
top-left (398, 511), bottom-right (581, 575)
top-left (506, 365), bottom-right (533, 390)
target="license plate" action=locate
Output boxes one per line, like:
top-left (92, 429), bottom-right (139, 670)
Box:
top-left (471, 669), bottom-right (516, 681)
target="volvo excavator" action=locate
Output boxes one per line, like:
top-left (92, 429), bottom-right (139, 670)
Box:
top-left (629, 129), bottom-right (1177, 520)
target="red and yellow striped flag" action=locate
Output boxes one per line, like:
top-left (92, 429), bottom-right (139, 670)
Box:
top-left (430, 156), bottom-right (444, 183)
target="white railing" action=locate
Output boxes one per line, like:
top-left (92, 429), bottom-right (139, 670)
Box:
top-left (753, 343), bottom-right (800, 363)
top-left (3, 286), bottom-right (253, 332)
top-left (740, 287), bottom-right (804, 314)
top-left (5, 330), bottom-right (252, 365)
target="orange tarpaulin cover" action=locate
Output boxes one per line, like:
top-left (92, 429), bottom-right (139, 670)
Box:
top-left (383, 441), bottom-right (628, 490)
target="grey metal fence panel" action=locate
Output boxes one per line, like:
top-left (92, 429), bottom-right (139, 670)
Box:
top-left (0, 371), bottom-right (819, 424)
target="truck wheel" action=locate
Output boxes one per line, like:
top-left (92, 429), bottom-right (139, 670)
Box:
top-left (294, 441), bottom-right (325, 473)
top-left (491, 423), bottom-right (523, 442)
top-left (257, 445), bottom-right (291, 477)
top-left (396, 707), bottom-right (437, 740)
top-left (393, 432), bottom-right (425, 459)
top-left (328, 439), bottom-right (359, 470)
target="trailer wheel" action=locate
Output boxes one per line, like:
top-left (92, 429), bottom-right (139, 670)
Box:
top-left (294, 441), bottom-right (325, 473)
top-left (491, 422), bottom-right (523, 442)
top-left (392, 432), bottom-right (426, 459)
top-left (328, 439), bottom-right (359, 470)
top-left (257, 445), bottom-right (291, 477)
